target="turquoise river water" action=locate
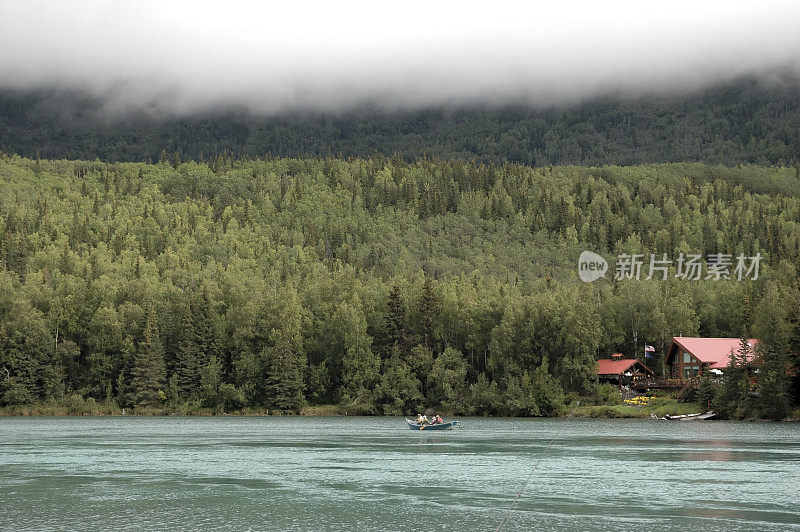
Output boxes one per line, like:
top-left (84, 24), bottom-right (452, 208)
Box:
top-left (0, 416), bottom-right (798, 531)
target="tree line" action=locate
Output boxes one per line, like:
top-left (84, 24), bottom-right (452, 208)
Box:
top-left (2, 75), bottom-right (800, 167)
top-left (0, 154), bottom-right (798, 417)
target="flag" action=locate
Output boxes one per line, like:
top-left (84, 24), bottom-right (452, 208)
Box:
top-left (644, 344), bottom-right (655, 359)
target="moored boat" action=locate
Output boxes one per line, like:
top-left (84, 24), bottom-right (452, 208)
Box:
top-left (406, 418), bottom-right (460, 430)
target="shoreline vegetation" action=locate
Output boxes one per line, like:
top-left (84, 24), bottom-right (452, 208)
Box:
top-left (3, 400), bottom-right (799, 421)
top-left (1, 155), bottom-right (799, 421)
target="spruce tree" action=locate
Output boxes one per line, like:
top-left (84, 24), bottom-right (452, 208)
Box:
top-left (752, 285), bottom-right (793, 419)
top-left (131, 307), bottom-right (166, 407)
top-left (339, 296), bottom-right (381, 413)
top-left (415, 276), bottom-right (439, 350)
top-left (193, 288), bottom-right (215, 368)
top-left (264, 330), bottom-right (305, 412)
top-left (756, 344), bottom-right (791, 420)
top-left (264, 288), bottom-right (305, 412)
top-left (385, 283), bottom-right (406, 351)
top-left (714, 337), bottom-right (752, 419)
top-left (175, 303), bottom-right (200, 399)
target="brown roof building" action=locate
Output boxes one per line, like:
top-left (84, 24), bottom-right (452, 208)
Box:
top-left (596, 354), bottom-right (653, 384)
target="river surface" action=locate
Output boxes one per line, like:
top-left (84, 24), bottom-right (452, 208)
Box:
top-left (0, 416), bottom-right (798, 531)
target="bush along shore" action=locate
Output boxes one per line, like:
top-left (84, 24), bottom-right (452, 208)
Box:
top-left (1, 155), bottom-right (799, 419)
top-left (0, 397), bottom-right (705, 419)
top-left (4, 398), bottom-right (796, 420)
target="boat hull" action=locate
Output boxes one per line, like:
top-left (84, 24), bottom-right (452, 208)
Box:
top-left (406, 419), bottom-right (459, 430)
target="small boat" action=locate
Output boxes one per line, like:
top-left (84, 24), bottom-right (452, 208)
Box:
top-left (662, 411), bottom-right (716, 421)
top-left (406, 418), bottom-right (460, 431)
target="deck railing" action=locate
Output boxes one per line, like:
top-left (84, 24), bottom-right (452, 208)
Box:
top-left (631, 377), bottom-right (700, 389)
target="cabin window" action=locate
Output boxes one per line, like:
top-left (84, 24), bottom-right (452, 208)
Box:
top-left (683, 365), bottom-right (700, 378)
top-left (683, 352), bottom-right (692, 364)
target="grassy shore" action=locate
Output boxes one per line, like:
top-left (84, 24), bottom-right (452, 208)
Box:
top-left (0, 399), bottom-right (703, 418)
top-left (0, 399), bottom-right (346, 417)
top-left (2, 399), bottom-right (796, 420)
top-left (565, 401), bottom-right (705, 419)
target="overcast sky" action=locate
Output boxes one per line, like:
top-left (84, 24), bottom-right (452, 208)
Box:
top-left (1, 0), bottom-right (799, 114)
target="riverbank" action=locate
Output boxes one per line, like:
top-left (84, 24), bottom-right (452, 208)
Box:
top-left (0, 401), bottom-right (344, 417)
top-left (565, 401), bottom-right (704, 419)
top-left (3, 400), bottom-right (798, 420)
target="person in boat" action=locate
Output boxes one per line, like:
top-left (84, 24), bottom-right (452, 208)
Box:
top-left (416, 413), bottom-right (425, 424)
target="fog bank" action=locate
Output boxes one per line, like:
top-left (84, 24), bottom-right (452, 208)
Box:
top-left (1, 0), bottom-right (799, 115)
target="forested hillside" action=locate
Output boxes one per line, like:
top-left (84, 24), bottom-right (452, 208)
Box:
top-left (2, 76), bottom-right (800, 166)
top-left (1, 154), bottom-right (798, 417)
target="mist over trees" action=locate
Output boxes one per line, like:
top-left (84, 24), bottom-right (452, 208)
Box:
top-left (1, 77), bottom-right (800, 167)
top-left (1, 154), bottom-right (798, 416)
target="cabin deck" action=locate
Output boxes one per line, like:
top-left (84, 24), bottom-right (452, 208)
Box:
top-left (631, 377), bottom-right (700, 391)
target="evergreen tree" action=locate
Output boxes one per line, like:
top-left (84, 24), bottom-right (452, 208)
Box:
top-left (414, 276), bottom-right (439, 350)
top-left (714, 337), bottom-right (753, 419)
top-left (131, 307), bottom-right (166, 407)
top-left (384, 283), bottom-right (406, 352)
top-left (193, 287), bottom-right (216, 367)
top-left (339, 296), bottom-right (381, 413)
top-left (199, 355), bottom-right (223, 407)
top-left (755, 344), bottom-right (791, 420)
top-left (263, 332), bottom-right (305, 412)
top-left (264, 288), bottom-right (306, 412)
top-left (788, 285), bottom-right (800, 403)
top-left (175, 302), bottom-right (201, 399)
top-left (751, 284), bottom-right (792, 419)
top-left (696, 372), bottom-right (719, 412)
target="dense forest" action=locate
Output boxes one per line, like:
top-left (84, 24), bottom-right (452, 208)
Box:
top-left (2, 76), bottom-right (800, 167)
top-left (1, 154), bottom-right (798, 418)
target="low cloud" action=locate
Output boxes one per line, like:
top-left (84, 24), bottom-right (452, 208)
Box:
top-left (1, 0), bottom-right (799, 115)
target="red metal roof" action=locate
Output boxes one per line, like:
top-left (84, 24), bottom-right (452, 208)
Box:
top-left (671, 337), bottom-right (759, 369)
top-left (596, 358), bottom-right (653, 375)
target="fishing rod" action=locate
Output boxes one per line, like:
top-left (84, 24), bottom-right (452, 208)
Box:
top-left (495, 402), bottom-right (581, 532)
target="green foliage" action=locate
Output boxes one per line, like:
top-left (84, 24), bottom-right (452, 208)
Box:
top-left (131, 307), bottom-right (166, 407)
top-left (199, 354), bottom-right (223, 407)
top-left (0, 154), bottom-right (797, 416)
top-left (3, 78), bottom-right (800, 167)
top-left (696, 374), bottom-right (719, 411)
top-left (597, 383), bottom-right (622, 406)
top-left (264, 288), bottom-right (306, 412)
top-left (338, 295), bottom-right (381, 414)
top-left (175, 303), bottom-right (201, 399)
top-left (384, 283), bottom-right (406, 351)
top-left (378, 354), bottom-right (423, 415)
top-left (751, 284), bottom-right (793, 419)
top-left (756, 345), bottom-right (791, 420)
top-left (713, 338), bottom-right (755, 419)
top-left (467, 373), bottom-right (503, 415)
top-left (426, 346), bottom-right (467, 412)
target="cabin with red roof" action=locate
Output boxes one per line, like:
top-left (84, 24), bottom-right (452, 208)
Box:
top-left (666, 337), bottom-right (758, 379)
top-left (596, 354), bottom-right (654, 385)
